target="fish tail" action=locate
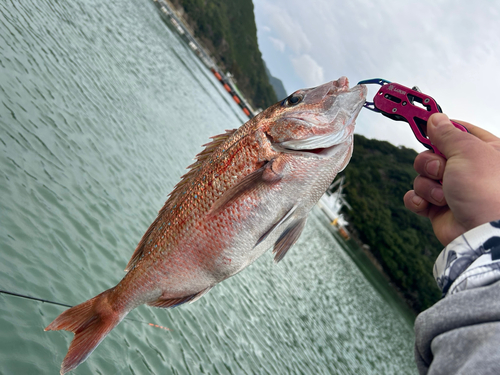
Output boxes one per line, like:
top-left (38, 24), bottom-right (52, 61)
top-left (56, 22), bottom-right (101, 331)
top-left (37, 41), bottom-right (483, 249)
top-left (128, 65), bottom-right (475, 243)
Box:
top-left (45, 288), bottom-right (125, 374)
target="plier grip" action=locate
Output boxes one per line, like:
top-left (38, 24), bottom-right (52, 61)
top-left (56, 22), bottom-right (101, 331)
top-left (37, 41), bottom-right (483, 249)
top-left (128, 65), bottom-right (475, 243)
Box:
top-left (358, 79), bottom-right (468, 158)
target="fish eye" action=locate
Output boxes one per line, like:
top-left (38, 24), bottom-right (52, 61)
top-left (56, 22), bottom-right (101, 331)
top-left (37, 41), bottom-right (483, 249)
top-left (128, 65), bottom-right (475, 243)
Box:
top-left (282, 93), bottom-right (303, 107)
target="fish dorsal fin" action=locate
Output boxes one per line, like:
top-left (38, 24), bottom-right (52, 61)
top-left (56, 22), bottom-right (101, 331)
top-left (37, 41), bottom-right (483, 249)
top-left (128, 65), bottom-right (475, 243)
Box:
top-left (147, 287), bottom-right (213, 309)
top-left (273, 217), bottom-right (307, 263)
top-left (125, 129), bottom-right (237, 272)
top-left (164, 128), bottom-right (238, 211)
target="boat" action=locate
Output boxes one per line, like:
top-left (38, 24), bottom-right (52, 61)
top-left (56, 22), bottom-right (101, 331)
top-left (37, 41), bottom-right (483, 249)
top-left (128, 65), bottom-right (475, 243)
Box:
top-left (317, 176), bottom-right (352, 239)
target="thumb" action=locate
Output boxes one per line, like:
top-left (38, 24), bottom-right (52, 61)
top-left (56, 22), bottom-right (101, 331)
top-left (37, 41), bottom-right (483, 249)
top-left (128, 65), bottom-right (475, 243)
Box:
top-left (427, 113), bottom-right (472, 159)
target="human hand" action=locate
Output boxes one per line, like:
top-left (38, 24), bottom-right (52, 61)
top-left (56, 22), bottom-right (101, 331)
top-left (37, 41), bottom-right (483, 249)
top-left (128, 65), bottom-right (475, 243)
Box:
top-left (404, 113), bottom-right (500, 246)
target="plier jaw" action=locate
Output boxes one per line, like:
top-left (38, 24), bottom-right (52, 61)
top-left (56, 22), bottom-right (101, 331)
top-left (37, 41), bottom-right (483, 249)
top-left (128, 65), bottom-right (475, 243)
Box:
top-left (357, 78), bottom-right (468, 158)
top-left (357, 78), bottom-right (391, 113)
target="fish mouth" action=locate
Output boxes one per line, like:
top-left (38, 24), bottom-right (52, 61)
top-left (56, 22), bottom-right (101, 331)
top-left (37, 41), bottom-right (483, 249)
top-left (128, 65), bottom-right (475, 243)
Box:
top-left (271, 120), bottom-right (353, 159)
top-left (274, 136), bottom-right (352, 159)
top-left (273, 85), bottom-right (365, 158)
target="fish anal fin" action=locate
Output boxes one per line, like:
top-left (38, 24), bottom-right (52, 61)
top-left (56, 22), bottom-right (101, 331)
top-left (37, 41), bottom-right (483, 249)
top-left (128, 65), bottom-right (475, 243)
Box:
top-left (209, 159), bottom-right (282, 216)
top-left (147, 287), bottom-right (212, 309)
top-left (273, 217), bottom-right (307, 263)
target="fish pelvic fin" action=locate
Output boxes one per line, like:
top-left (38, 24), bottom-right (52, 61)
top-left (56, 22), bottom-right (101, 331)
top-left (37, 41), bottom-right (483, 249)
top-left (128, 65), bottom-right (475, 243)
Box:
top-left (45, 288), bottom-right (125, 374)
top-left (255, 204), bottom-right (297, 247)
top-left (273, 217), bottom-right (307, 263)
top-left (147, 287), bottom-right (213, 309)
top-left (209, 159), bottom-right (283, 216)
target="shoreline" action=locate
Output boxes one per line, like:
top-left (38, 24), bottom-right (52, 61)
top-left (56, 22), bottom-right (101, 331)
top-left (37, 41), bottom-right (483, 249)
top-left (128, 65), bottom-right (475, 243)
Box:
top-left (320, 213), bottom-right (418, 321)
top-left (152, 0), bottom-right (256, 118)
top-left (345, 227), bottom-right (420, 317)
top-left (153, 0), bottom-right (419, 317)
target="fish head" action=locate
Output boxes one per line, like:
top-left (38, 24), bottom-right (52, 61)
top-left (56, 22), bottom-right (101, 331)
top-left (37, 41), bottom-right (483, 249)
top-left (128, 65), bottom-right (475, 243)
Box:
top-left (263, 77), bottom-right (367, 172)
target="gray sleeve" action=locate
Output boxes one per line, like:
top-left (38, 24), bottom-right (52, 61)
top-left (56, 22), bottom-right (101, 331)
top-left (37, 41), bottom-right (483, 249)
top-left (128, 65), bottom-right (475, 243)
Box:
top-left (414, 281), bottom-right (500, 375)
top-left (414, 220), bottom-right (500, 375)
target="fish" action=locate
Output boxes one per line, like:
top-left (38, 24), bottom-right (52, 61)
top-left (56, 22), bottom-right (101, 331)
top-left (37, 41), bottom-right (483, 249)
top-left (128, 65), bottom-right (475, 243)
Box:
top-left (45, 76), bottom-right (367, 374)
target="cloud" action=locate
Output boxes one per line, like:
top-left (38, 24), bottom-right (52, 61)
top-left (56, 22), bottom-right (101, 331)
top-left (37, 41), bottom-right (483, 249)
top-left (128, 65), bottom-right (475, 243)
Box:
top-left (291, 54), bottom-right (324, 87)
top-left (254, 0), bottom-right (500, 150)
top-left (269, 37), bottom-right (285, 53)
top-left (257, 2), bottom-right (311, 54)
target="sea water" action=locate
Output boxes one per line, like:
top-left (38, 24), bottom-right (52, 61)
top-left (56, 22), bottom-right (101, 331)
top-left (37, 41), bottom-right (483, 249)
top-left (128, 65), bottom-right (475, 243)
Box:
top-left (0, 1), bottom-right (417, 373)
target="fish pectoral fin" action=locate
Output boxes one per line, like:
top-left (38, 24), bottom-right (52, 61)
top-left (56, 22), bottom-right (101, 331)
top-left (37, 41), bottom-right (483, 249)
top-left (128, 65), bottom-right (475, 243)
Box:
top-left (273, 217), bottom-right (307, 263)
top-left (255, 205), bottom-right (297, 247)
top-left (208, 159), bottom-right (282, 216)
top-left (147, 287), bottom-right (212, 309)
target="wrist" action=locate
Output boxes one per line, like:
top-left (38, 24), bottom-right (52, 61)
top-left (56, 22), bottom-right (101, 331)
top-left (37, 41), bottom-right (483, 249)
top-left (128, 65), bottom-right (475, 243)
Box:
top-left (433, 220), bottom-right (500, 296)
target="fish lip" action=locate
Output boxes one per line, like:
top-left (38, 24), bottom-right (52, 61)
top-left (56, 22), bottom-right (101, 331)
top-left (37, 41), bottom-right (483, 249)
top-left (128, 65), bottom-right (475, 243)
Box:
top-left (271, 125), bottom-right (353, 159)
top-left (274, 88), bottom-right (365, 158)
top-left (272, 141), bottom-right (349, 159)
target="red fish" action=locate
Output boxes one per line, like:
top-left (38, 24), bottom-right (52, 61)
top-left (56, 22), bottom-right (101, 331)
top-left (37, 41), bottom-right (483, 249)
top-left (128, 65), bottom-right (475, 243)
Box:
top-left (45, 77), bottom-right (367, 374)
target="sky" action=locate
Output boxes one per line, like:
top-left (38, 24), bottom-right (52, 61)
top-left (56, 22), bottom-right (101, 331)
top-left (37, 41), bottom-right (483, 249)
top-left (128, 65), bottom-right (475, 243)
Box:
top-left (253, 0), bottom-right (500, 152)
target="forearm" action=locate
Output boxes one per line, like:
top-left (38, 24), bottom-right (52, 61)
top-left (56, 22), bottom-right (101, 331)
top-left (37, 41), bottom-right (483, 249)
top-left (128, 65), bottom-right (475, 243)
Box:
top-left (414, 220), bottom-right (500, 374)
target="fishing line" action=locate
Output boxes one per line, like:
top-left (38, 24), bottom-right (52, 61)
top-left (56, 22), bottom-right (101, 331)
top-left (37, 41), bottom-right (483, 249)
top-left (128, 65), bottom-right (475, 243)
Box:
top-left (0, 289), bottom-right (72, 308)
top-left (0, 289), bottom-right (171, 331)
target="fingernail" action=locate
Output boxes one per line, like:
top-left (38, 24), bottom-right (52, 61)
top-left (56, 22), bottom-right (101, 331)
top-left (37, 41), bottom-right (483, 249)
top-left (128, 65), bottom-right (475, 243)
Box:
top-left (412, 195), bottom-right (423, 206)
top-left (430, 113), bottom-right (449, 128)
top-left (426, 160), bottom-right (440, 178)
top-left (431, 187), bottom-right (444, 203)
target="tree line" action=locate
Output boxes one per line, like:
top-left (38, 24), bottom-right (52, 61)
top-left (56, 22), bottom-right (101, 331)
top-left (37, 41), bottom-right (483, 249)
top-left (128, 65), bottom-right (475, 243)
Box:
top-left (167, 0), bottom-right (440, 313)
top-left (338, 135), bottom-right (442, 312)
top-left (170, 0), bottom-right (278, 109)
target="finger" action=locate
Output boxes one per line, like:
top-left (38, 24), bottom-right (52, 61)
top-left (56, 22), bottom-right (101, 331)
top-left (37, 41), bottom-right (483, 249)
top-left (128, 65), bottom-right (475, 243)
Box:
top-left (403, 190), bottom-right (431, 217)
top-left (413, 175), bottom-right (447, 206)
top-left (414, 151), bottom-right (446, 180)
top-left (427, 113), bottom-right (478, 159)
top-left (451, 119), bottom-right (500, 143)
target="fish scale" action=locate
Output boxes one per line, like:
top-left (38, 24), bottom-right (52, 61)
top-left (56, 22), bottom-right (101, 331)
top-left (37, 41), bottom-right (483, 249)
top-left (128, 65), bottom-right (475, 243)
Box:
top-left (45, 77), bottom-right (367, 374)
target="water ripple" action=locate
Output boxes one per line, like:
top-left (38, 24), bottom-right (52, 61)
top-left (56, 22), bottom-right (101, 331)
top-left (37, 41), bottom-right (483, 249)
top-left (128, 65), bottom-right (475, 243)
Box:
top-left (0, 0), bottom-right (416, 374)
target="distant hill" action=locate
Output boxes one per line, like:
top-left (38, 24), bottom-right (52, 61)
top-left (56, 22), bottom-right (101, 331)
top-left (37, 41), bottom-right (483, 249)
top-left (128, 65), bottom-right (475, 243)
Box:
top-left (264, 63), bottom-right (288, 101)
top-left (169, 0), bottom-right (277, 109)
top-left (338, 134), bottom-right (442, 313)
top-left (161, 0), bottom-right (439, 315)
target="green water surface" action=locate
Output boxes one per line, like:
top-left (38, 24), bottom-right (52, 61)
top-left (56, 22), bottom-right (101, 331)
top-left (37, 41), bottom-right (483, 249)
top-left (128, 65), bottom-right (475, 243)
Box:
top-left (0, 1), bottom-right (417, 374)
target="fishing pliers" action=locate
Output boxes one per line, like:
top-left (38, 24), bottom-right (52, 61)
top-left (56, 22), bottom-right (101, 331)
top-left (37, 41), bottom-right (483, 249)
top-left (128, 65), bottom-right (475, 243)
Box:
top-left (357, 78), bottom-right (468, 158)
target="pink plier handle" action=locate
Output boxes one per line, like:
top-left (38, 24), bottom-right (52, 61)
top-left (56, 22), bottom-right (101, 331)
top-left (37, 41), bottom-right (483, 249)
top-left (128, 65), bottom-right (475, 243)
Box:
top-left (358, 78), bottom-right (468, 158)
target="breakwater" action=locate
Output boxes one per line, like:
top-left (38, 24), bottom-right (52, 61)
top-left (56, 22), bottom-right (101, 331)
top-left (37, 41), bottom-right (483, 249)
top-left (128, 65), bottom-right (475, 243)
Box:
top-left (152, 0), bottom-right (256, 118)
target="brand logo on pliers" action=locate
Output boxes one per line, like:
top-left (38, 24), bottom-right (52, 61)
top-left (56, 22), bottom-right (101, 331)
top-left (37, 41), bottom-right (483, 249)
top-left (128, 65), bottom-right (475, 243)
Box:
top-left (388, 84), bottom-right (406, 95)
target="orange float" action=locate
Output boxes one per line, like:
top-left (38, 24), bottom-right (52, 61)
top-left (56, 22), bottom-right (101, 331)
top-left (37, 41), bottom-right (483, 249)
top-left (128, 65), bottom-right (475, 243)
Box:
top-left (211, 69), bottom-right (222, 81)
